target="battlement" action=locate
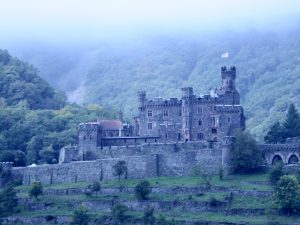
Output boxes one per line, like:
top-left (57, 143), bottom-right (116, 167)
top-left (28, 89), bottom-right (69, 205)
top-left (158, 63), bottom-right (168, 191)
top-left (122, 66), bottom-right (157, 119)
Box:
top-left (221, 66), bottom-right (236, 79)
top-left (0, 162), bottom-right (13, 168)
top-left (181, 87), bottom-right (194, 97)
top-left (138, 90), bottom-right (146, 97)
top-left (79, 122), bottom-right (100, 132)
top-left (215, 105), bottom-right (243, 113)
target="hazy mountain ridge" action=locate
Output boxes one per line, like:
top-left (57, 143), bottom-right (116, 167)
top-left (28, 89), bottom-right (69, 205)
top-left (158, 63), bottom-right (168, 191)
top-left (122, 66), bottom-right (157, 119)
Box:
top-left (9, 27), bottom-right (300, 140)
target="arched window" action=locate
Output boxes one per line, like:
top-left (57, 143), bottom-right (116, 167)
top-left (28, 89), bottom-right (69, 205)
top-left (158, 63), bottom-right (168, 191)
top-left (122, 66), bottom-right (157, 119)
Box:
top-left (198, 119), bottom-right (202, 126)
top-left (272, 155), bottom-right (283, 165)
top-left (288, 155), bottom-right (299, 164)
top-left (83, 136), bottom-right (86, 140)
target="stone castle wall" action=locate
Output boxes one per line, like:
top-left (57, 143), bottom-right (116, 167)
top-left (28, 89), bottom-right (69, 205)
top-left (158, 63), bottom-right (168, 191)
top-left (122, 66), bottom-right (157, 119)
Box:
top-left (12, 142), bottom-right (223, 185)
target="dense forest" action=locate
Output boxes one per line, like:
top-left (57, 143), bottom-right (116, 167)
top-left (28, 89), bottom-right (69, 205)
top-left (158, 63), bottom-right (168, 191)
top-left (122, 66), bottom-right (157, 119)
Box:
top-left (0, 50), bottom-right (116, 166)
top-left (12, 26), bottom-right (300, 140)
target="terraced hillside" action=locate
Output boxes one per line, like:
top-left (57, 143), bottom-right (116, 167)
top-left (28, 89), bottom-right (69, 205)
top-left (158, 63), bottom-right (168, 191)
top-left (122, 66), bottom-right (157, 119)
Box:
top-left (2, 173), bottom-right (300, 225)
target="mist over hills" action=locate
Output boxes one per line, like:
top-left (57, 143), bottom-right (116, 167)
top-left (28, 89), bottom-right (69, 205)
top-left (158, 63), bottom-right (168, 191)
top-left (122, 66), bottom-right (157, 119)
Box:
top-left (5, 25), bottom-right (300, 140)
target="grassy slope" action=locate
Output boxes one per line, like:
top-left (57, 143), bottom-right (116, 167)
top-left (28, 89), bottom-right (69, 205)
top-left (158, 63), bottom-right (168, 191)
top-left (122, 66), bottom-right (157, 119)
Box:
top-left (8, 173), bottom-right (300, 225)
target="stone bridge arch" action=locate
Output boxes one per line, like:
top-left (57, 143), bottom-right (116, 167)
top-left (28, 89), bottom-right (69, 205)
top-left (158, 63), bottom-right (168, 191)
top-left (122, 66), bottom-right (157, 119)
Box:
top-left (261, 143), bottom-right (300, 165)
top-left (287, 153), bottom-right (300, 164)
top-left (271, 153), bottom-right (285, 165)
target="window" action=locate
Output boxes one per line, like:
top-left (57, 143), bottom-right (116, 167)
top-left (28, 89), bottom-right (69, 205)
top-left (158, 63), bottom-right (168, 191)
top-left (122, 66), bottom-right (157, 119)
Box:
top-left (179, 110), bottom-right (182, 116)
top-left (163, 110), bottom-right (169, 117)
top-left (147, 110), bottom-right (153, 117)
top-left (177, 133), bottom-right (181, 140)
top-left (197, 133), bottom-right (204, 140)
top-left (211, 117), bottom-right (216, 127)
top-left (147, 122), bottom-right (153, 130)
top-left (198, 119), bottom-right (202, 126)
top-left (213, 106), bottom-right (216, 110)
top-left (212, 128), bottom-right (217, 134)
top-left (83, 136), bottom-right (86, 140)
top-left (227, 117), bottom-right (231, 122)
top-left (165, 133), bottom-right (168, 139)
top-left (197, 106), bottom-right (202, 113)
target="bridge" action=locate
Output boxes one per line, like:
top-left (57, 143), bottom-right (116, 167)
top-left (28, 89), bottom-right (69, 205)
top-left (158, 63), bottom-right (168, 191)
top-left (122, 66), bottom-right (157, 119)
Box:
top-left (261, 143), bottom-right (300, 165)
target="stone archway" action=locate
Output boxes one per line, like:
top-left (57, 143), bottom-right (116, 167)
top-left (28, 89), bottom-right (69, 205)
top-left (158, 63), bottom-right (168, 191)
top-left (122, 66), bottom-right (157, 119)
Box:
top-left (288, 154), bottom-right (299, 164)
top-left (272, 155), bottom-right (283, 165)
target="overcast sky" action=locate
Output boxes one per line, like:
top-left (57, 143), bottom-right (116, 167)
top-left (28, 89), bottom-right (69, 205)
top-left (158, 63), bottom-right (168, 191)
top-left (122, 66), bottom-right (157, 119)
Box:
top-left (1, 0), bottom-right (300, 43)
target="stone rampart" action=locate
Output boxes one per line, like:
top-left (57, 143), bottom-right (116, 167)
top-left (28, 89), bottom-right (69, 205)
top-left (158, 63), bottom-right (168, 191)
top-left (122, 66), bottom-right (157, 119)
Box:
top-left (12, 142), bottom-right (224, 185)
top-left (12, 155), bottom-right (157, 185)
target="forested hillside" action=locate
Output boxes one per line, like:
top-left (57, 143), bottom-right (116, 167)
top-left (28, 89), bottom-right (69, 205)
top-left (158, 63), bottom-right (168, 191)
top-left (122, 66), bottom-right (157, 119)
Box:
top-left (0, 50), bottom-right (115, 166)
top-left (11, 26), bottom-right (300, 140)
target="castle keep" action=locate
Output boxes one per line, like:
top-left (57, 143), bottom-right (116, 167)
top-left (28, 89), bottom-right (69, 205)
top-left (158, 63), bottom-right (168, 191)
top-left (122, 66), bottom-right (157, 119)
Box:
top-left (136, 66), bottom-right (245, 143)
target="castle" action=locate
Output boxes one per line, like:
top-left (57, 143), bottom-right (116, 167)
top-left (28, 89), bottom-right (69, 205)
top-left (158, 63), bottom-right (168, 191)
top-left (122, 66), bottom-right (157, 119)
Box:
top-left (63, 66), bottom-right (245, 162)
top-left (6, 66), bottom-right (300, 186)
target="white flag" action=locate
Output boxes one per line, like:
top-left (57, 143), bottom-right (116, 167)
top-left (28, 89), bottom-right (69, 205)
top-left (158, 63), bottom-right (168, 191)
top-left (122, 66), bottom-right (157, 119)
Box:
top-left (221, 52), bottom-right (229, 58)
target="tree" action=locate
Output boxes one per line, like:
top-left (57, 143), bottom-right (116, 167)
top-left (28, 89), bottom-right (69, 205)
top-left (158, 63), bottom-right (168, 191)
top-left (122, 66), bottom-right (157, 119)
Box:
top-left (39, 145), bottom-right (56, 164)
top-left (70, 205), bottom-right (90, 225)
top-left (269, 162), bottom-right (284, 185)
top-left (29, 182), bottom-right (43, 200)
top-left (135, 180), bottom-right (151, 200)
top-left (87, 181), bottom-right (101, 196)
top-left (229, 131), bottom-right (263, 174)
top-left (283, 104), bottom-right (300, 138)
top-left (274, 175), bottom-right (300, 215)
top-left (112, 161), bottom-right (127, 182)
top-left (111, 204), bottom-right (128, 224)
top-left (0, 184), bottom-right (17, 217)
top-left (264, 122), bottom-right (286, 144)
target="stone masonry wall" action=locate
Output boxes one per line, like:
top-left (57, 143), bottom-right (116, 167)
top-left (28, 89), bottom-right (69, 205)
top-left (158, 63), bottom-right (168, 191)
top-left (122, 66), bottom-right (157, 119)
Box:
top-left (12, 142), bottom-right (223, 185)
top-left (12, 155), bottom-right (157, 185)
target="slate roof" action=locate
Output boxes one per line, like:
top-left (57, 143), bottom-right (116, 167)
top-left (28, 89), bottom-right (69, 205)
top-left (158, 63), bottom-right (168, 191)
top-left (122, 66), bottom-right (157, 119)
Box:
top-left (99, 120), bottom-right (123, 130)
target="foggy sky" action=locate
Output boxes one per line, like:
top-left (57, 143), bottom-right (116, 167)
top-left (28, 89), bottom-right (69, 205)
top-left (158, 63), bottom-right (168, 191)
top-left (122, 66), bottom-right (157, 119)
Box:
top-left (1, 0), bottom-right (300, 44)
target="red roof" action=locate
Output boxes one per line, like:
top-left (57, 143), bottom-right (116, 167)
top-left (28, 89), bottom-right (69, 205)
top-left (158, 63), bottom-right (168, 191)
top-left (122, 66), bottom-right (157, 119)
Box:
top-left (99, 120), bottom-right (122, 130)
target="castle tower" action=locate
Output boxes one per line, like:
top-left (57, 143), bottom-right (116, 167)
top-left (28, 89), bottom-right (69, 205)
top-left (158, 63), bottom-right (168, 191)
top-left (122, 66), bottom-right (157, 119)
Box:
top-left (181, 87), bottom-right (194, 141)
top-left (137, 91), bottom-right (147, 136)
top-left (119, 110), bottom-right (123, 123)
top-left (221, 136), bottom-right (235, 175)
top-left (138, 91), bottom-right (146, 111)
top-left (218, 66), bottom-right (240, 105)
top-left (78, 123), bottom-right (102, 160)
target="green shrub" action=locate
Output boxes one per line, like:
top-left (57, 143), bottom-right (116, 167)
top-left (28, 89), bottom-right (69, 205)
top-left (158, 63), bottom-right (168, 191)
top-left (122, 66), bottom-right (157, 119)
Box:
top-left (208, 196), bottom-right (219, 207)
top-left (0, 184), bottom-right (18, 217)
top-left (135, 180), bottom-right (151, 200)
top-left (269, 162), bottom-right (284, 185)
top-left (87, 181), bottom-right (101, 196)
top-left (111, 204), bottom-right (129, 223)
top-left (28, 182), bottom-right (43, 200)
top-left (274, 175), bottom-right (300, 215)
top-left (70, 205), bottom-right (90, 225)
top-left (143, 207), bottom-right (155, 225)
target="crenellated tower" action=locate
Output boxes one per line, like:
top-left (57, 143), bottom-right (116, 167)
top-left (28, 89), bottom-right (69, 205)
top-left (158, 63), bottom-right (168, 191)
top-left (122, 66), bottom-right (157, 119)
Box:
top-left (218, 66), bottom-right (240, 105)
top-left (181, 87), bottom-right (194, 141)
top-left (78, 123), bottom-right (102, 160)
